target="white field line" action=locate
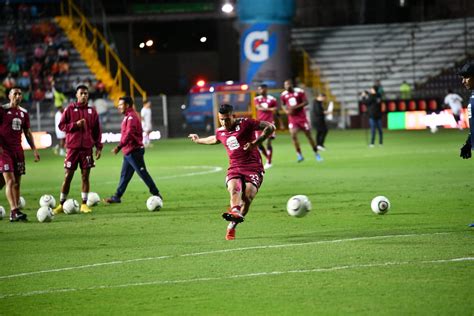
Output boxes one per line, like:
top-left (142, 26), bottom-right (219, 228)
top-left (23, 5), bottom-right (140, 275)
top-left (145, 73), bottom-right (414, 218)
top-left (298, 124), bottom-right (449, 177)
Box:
top-left (0, 232), bottom-right (450, 280)
top-left (21, 166), bottom-right (223, 192)
top-left (0, 256), bottom-right (472, 300)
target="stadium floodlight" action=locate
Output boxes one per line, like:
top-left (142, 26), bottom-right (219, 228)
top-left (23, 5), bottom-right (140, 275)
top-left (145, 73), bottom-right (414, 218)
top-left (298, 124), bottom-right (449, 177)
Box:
top-left (139, 42), bottom-right (145, 48)
top-left (221, 2), bottom-right (234, 14)
top-left (146, 39), bottom-right (154, 47)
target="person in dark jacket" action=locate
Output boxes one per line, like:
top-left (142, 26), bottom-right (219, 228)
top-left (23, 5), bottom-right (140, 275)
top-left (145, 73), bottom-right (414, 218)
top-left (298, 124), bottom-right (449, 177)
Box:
top-left (313, 93), bottom-right (329, 150)
top-left (363, 87), bottom-right (383, 147)
top-left (104, 96), bottom-right (162, 204)
top-left (53, 85), bottom-right (102, 214)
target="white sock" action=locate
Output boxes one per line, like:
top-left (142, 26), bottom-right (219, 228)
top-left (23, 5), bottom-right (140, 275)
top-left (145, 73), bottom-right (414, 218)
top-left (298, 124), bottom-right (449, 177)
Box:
top-left (81, 192), bottom-right (88, 203)
top-left (227, 222), bottom-right (238, 230)
top-left (60, 193), bottom-right (67, 203)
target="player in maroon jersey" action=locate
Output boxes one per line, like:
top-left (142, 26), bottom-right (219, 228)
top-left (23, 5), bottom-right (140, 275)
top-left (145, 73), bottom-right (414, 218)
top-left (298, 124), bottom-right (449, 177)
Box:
top-left (188, 104), bottom-right (275, 240)
top-left (280, 79), bottom-right (322, 162)
top-left (0, 88), bottom-right (40, 222)
top-left (53, 85), bottom-right (102, 214)
top-left (254, 84), bottom-right (277, 169)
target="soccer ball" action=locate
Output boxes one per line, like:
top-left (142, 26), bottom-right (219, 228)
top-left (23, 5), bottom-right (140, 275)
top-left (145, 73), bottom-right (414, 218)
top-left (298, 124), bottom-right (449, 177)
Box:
top-left (87, 192), bottom-right (100, 207)
top-left (39, 194), bottom-right (56, 208)
top-left (371, 196), bottom-right (391, 215)
top-left (37, 206), bottom-right (54, 222)
top-left (63, 199), bottom-right (80, 215)
top-left (19, 196), bottom-right (26, 209)
top-left (146, 195), bottom-right (163, 212)
top-left (287, 195), bottom-right (312, 217)
top-left (0, 206), bottom-right (5, 220)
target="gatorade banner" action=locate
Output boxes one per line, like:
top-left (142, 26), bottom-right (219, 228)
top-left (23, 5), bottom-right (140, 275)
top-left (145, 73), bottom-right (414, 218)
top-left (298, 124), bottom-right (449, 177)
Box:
top-left (240, 23), bottom-right (290, 87)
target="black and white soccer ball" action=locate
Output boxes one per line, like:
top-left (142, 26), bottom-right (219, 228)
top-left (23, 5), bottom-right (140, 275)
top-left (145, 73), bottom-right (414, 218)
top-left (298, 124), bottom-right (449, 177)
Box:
top-left (146, 195), bottom-right (163, 212)
top-left (63, 199), bottom-right (80, 215)
top-left (39, 194), bottom-right (56, 208)
top-left (37, 206), bottom-right (54, 223)
top-left (0, 206), bottom-right (5, 220)
top-left (287, 195), bottom-right (312, 218)
top-left (371, 196), bottom-right (390, 215)
top-left (87, 192), bottom-right (100, 207)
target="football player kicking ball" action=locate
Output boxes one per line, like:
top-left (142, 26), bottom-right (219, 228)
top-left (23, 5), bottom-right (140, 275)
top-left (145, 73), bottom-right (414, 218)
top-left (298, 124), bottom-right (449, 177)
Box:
top-left (189, 104), bottom-right (275, 240)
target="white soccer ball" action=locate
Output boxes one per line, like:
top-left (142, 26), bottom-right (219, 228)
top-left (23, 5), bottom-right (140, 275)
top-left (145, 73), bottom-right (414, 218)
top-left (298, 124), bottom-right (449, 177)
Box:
top-left (63, 199), bottom-right (80, 215)
top-left (39, 194), bottom-right (56, 208)
top-left (0, 206), bottom-right (5, 220)
top-left (371, 196), bottom-right (391, 215)
top-left (146, 195), bottom-right (163, 212)
top-left (87, 192), bottom-right (100, 207)
top-left (19, 196), bottom-right (26, 209)
top-left (37, 206), bottom-right (54, 222)
top-left (287, 195), bottom-right (312, 217)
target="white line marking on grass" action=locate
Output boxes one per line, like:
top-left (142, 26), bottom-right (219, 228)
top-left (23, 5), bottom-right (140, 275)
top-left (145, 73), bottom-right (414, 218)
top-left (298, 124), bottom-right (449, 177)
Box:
top-left (0, 232), bottom-right (450, 280)
top-left (1, 256), bottom-right (472, 299)
top-left (157, 166), bottom-right (223, 180)
top-left (21, 166), bottom-right (224, 192)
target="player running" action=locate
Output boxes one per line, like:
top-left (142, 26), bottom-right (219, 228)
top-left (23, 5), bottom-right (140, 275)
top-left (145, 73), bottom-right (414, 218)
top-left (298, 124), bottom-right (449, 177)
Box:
top-left (281, 79), bottom-right (322, 162)
top-left (0, 88), bottom-right (40, 222)
top-left (188, 103), bottom-right (275, 240)
top-left (254, 84), bottom-right (278, 169)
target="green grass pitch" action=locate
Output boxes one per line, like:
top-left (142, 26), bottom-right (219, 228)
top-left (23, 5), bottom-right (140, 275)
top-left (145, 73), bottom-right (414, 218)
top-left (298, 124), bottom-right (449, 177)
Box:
top-left (0, 129), bottom-right (473, 315)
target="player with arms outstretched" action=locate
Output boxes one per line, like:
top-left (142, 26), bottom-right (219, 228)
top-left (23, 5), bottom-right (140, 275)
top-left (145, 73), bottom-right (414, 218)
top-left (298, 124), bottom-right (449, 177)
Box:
top-left (0, 88), bottom-right (40, 221)
top-left (254, 84), bottom-right (277, 169)
top-left (189, 104), bottom-right (275, 240)
top-left (281, 79), bottom-right (322, 162)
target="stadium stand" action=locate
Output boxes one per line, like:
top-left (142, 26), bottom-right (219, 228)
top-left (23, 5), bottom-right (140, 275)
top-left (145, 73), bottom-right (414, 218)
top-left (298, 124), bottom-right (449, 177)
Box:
top-left (292, 17), bottom-right (474, 114)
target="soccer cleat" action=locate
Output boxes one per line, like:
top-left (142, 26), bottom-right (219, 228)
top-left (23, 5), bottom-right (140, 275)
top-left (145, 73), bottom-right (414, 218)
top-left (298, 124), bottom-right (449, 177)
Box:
top-left (316, 153), bottom-right (323, 162)
top-left (53, 204), bottom-right (64, 215)
top-left (297, 154), bottom-right (304, 163)
top-left (104, 196), bottom-right (121, 204)
top-left (226, 228), bottom-right (236, 240)
top-left (469, 223), bottom-right (474, 227)
top-left (264, 162), bottom-right (272, 170)
top-left (10, 209), bottom-right (27, 222)
top-left (222, 211), bottom-right (244, 223)
top-left (80, 203), bottom-right (92, 213)
top-left (317, 145), bottom-right (326, 151)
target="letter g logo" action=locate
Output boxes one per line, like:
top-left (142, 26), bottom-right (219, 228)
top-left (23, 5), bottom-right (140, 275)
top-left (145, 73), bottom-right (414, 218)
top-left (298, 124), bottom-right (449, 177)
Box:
top-left (244, 31), bottom-right (269, 63)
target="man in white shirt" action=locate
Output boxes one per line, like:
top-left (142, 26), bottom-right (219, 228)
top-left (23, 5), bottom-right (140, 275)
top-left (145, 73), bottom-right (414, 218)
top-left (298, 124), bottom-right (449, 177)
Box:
top-left (444, 89), bottom-right (464, 129)
top-left (140, 100), bottom-right (152, 147)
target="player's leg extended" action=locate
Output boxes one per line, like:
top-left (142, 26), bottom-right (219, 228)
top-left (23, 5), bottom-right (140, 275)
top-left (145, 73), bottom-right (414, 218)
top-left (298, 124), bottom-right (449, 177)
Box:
top-left (241, 182), bottom-right (258, 217)
top-left (303, 129), bottom-right (322, 161)
top-left (222, 178), bottom-right (245, 223)
top-left (127, 149), bottom-right (160, 197)
top-left (290, 128), bottom-right (304, 162)
top-left (266, 138), bottom-right (273, 165)
top-left (115, 157), bottom-right (135, 198)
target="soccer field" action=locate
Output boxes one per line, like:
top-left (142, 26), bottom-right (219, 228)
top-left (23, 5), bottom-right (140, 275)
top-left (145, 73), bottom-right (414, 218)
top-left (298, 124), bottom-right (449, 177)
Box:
top-left (1, 129), bottom-right (473, 315)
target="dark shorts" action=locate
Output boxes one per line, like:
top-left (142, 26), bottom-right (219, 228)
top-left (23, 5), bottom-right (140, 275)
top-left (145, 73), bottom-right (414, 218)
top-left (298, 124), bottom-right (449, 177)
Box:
top-left (64, 148), bottom-right (94, 170)
top-left (225, 167), bottom-right (264, 191)
top-left (0, 150), bottom-right (25, 175)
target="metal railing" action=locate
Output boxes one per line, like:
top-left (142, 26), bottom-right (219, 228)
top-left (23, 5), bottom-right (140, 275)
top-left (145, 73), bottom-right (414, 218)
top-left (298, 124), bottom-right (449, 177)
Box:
top-left (59, 0), bottom-right (146, 101)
